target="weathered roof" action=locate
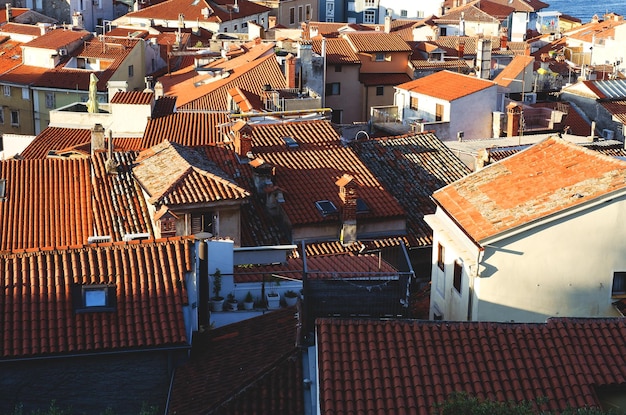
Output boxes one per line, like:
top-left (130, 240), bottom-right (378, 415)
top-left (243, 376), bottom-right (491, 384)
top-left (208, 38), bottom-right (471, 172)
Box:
top-left (396, 70), bottom-right (495, 101)
top-left (352, 132), bottom-right (471, 248)
top-left (600, 100), bottom-right (626, 124)
top-left (1, 237), bottom-right (192, 359)
top-left (433, 136), bottom-right (626, 243)
top-left (317, 317), bottom-right (626, 415)
top-left (360, 72), bottom-right (411, 86)
top-left (245, 120), bottom-right (406, 227)
top-left (133, 140), bottom-right (249, 206)
top-left (167, 307), bottom-right (301, 414)
top-left (20, 127), bottom-right (91, 159)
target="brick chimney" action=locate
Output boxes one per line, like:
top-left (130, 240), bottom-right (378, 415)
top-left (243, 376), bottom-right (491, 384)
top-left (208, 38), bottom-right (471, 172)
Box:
top-left (91, 123), bottom-right (106, 154)
top-left (336, 174), bottom-right (358, 245)
top-left (506, 103), bottom-right (522, 137)
top-left (285, 53), bottom-right (296, 89)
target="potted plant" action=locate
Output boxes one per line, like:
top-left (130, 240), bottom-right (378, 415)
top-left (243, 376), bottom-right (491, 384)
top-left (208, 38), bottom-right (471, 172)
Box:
top-left (265, 275), bottom-right (281, 310)
top-left (243, 291), bottom-right (254, 310)
top-left (284, 290), bottom-right (299, 307)
top-left (209, 269), bottom-right (224, 312)
top-left (226, 293), bottom-right (238, 311)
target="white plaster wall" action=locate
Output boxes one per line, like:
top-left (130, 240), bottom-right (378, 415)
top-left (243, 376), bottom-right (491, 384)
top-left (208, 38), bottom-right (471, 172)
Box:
top-left (474, 196), bottom-right (626, 322)
top-left (510, 12), bottom-right (529, 42)
top-left (379, 0), bottom-right (443, 19)
top-left (448, 85), bottom-right (498, 140)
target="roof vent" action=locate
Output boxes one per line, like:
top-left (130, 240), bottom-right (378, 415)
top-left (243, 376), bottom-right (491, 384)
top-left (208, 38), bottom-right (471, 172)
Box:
top-left (122, 232), bottom-right (151, 242)
top-left (87, 235), bottom-right (112, 244)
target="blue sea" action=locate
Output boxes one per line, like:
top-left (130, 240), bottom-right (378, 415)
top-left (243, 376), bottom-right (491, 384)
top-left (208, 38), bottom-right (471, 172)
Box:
top-left (544, 0), bottom-right (626, 23)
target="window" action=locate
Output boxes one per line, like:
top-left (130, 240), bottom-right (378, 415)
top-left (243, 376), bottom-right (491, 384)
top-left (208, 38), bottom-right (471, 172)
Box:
top-left (0, 108), bottom-right (4, 124)
top-left (128, 65), bottom-right (134, 77)
top-left (73, 284), bottom-right (116, 313)
top-left (191, 212), bottom-right (215, 235)
top-left (612, 272), bottom-right (626, 296)
top-left (440, 27), bottom-right (447, 36)
top-left (375, 52), bottom-right (385, 61)
top-left (453, 261), bottom-right (462, 293)
top-left (437, 243), bottom-right (445, 271)
top-left (364, 10), bottom-right (376, 24)
top-left (21, 88), bottom-right (28, 100)
top-left (364, 0), bottom-right (375, 6)
top-left (410, 96), bottom-right (418, 111)
top-left (305, 4), bottom-right (311, 20)
top-left (234, 24), bottom-right (238, 31)
top-left (3, 85), bottom-right (9, 97)
top-left (326, 0), bottom-right (334, 19)
top-left (376, 86), bottom-right (384, 96)
top-left (315, 200), bottom-right (338, 216)
top-left (416, 10), bottom-right (424, 18)
top-left (348, 1), bottom-right (355, 11)
top-left (331, 109), bottom-right (342, 123)
top-left (326, 82), bottom-right (340, 95)
top-left (401, 9), bottom-right (407, 17)
top-left (290, 7), bottom-right (295, 24)
top-left (298, 5), bottom-right (303, 22)
top-left (10, 110), bottom-right (18, 126)
top-left (334, 64), bottom-right (342, 72)
top-left (45, 92), bottom-right (55, 109)
top-left (0, 178), bottom-right (5, 200)
top-left (435, 103), bottom-right (443, 121)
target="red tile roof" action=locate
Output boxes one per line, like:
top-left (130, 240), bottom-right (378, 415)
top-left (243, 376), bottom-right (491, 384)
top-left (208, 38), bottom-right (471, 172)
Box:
top-left (317, 317), bottom-right (626, 414)
top-left (22, 27), bottom-right (91, 50)
top-left (167, 307), bottom-right (301, 414)
top-left (133, 140), bottom-right (249, 206)
top-left (0, 153), bottom-right (153, 252)
top-left (342, 32), bottom-right (412, 53)
top-left (312, 38), bottom-right (360, 65)
top-left (246, 120), bottom-right (406, 226)
top-left (20, 127), bottom-right (91, 159)
top-left (478, 0), bottom-right (548, 13)
top-left (0, 22), bottom-right (41, 36)
top-left (110, 90), bottom-right (154, 105)
top-left (234, 253), bottom-right (398, 283)
top-left (1, 237), bottom-right (192, 359)
top-left (600, 100), bottom-right (626, 124)
top-left (396, 70), bottom-right (495, 101)
top-left (433, 137), bottom-right (626, 243)
top-left (0, 38), bottom-right (25, 74)
top-left (164, 52), bottom-right (286, 111)
top-left (126, 0), bottom-right (270, 23)
top-left (142, 111), bottom-right (229, 148)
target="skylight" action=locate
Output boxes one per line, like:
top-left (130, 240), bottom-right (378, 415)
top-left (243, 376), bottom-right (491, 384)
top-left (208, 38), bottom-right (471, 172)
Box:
top-left (73, 284), bottom-right (116, 313)
top-left (282, 136), bottom-right (299, 149)
top-left (315, 200), bottom-right (338, 216)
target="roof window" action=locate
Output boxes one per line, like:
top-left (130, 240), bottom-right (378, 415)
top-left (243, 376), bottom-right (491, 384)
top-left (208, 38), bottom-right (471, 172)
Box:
top-left (73, 284), bottom-right (116, 313)
top-left (315, 200), bottom-right (338, 216)
top-left (282, 136), bottom-right (299, 149)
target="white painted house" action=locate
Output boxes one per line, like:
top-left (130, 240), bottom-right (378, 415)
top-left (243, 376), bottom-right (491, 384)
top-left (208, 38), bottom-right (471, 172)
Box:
top-left (378, 0), bottom-right (444, 20)
top-left (425, 137), bottom-right (626, 323)
top-left (394, 70), bottom-right (497, 140)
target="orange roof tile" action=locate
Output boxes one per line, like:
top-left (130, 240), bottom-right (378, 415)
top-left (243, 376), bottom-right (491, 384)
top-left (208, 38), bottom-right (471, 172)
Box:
top-left (317, 317), bottom-right (626, 415)
top-left (110, 90), bottom-right (154, 105)
top-left (23, 27), bottom-right (91, 50)
top-left (396, 70), bottom-right (495, 101)
top-left (433, 137), bottom-right (626, 243)
top-left (133, 140), bottom-right (249, 206)
top-left (20, 127), bottom-right (91, 159)
top-left (493, 54), bottom-right (535, 87)
top-left (0, 22), bottom-right (41, 36)
top-left (141, 111), bottom-right (230, 148)
top-left (312, 38), bottom-right (360, 65)
top-left (360, 72), bottom-right (411, 86)
top-left (126, 0), bottom-right (270, 23)
top-left (342, 32), bottom-right (412, 53)
top-left (1, 238), bottom-right (192, 358)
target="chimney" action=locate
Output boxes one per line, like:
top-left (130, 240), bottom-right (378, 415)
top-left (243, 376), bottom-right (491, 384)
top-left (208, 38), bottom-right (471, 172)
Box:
top-left (590, 121), bottom-right (596, 141)
top-left (239, 132), bottom-right (253, 158)
top-left (154, 81), bottom-right (164, 99)
top-left (5, 3), bottom-right (11, 23)
top-left (384, 15), bottom-right (391, 33)
top-left (336, 174), bottom-right (358, 246)
top-left (500, 31), bottom-right (508, 50)
top-left (72, 12), bottom-right (84, 29)
top-left (91, 124), bottom-right (106, 154)
top-left (285, 54), bottom-right (296, 89)
top-left (506, 103), bottom-right (522, 137)
top-left (269, 16), bottom-right (277, 29)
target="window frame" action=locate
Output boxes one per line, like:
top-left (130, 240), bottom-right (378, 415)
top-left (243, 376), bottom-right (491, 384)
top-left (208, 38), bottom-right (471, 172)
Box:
top-left (326, 82), bottom-right (340, 96)
top-left (612, 272), bottom-right (626, 296)
top-left (364, 10), bottom-right (376, 24)
top-left (45, 92), bottom-right (56, 109)
top-left (453, 260), bottom-right (462, 293)
top-left (290, 7), bottom-right (296, 24)
top-left (410, 96), bottom-right (418, 111)
top-left (10, 110), bottom-right (19, 127)
top-left (435, 103), bottom-right (444, 121)
top-left (437, 242), bottom-right (445, 271)
top-left (73, 284), bottom-right (117, 313)
top-left (3, 85), bottom-right (10, 97)
top-left (128, 64), bottom-right (134, 77)
top-left (376, 86), bottom-right (384, 96)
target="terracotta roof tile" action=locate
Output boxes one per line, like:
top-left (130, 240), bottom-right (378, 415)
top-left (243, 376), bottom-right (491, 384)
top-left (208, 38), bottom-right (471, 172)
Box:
top-left (397, 70), bottom-right (495, 101)
top-left (352, 132), bottom-right (471, 248)
top-left (133, 140), bottom-right (249, 206)
top-left (0, 38), bottom-right (25, 75)
top-left (493, 54), bottom-right (535, 87)
top-left (0, 22), bottom-right (40, 36)
top-left (342, 32), bottom-right (412, 53)
top-left (312, 38), bottom-right (360, 64)
top-left (110, 90), bottom-right (154, 105)
top-left (246, 120), bottom-right (405, 227)
top-left (167, 307), bottom-right (301, 414)
top-left (0, 238), bottom-right (192, 359)
top-left (317, 317), bottom-right (626, 414)
top-left (142, 111), bottom-right (229, 148)
top-left (20, 127), bottom-right (91, 159)
top-left (433, 137), bottom-right (626, 243)
top-left (22, 27), bottom-right (91, 50)
top-left (600, 100), bottom-right (626, 124)
top-left (0, 153), bottom-right (153, 252)
top-left (126, 0), bottom-right (270, 23)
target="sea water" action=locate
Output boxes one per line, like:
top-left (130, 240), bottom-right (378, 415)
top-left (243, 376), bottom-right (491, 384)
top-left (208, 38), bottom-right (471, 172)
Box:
top-left (544, 0), bottom-right (626, 23)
